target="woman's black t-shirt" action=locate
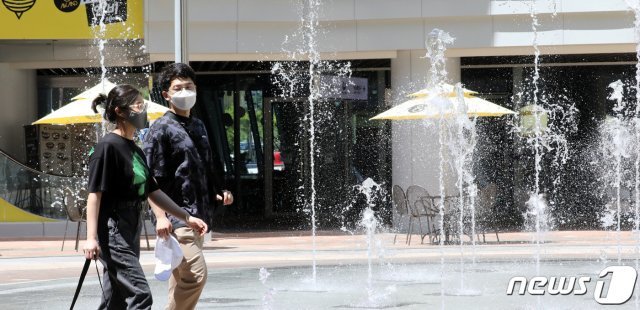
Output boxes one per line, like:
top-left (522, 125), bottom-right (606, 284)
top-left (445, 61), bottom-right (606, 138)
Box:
top-left (88, 132), bottom-right (159, 208)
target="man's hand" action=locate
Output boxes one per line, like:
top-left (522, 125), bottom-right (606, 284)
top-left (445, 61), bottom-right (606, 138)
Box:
top-left (156, 216), bottom-right (173, 239)
top-left (216, 190), bottom-right (234, 206)
top-left (186, 215), bottom-right (208, 236)
top-left (82, 239), bottom-right (100, 260)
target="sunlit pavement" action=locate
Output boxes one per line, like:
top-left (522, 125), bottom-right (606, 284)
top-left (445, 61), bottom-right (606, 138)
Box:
top-left (1, 230), bottom-right (639, 309)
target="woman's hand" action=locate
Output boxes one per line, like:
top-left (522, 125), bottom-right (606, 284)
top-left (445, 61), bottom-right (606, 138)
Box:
top-left (83, 239), bottom-right (100, 260)
top-left (186, 215), bottom-right (208, 236)
top-left (149, 190), bottom-right (209, 235)
top-left (155, 216), bottom-right (173, 239)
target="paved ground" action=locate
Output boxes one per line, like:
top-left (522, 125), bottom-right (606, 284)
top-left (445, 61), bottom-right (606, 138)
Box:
top-left (2, 230), bottom-right (640, 309)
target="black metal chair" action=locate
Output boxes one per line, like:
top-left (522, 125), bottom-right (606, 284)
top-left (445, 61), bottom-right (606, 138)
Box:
top-left (418, 194), bottom-right (442, 244)
top-left (392, 185), bottom-right (409, 244)
top-left (61, 189), bottom-right (152, 251)
top-left (406, 185), bottom-right (438, 245)
top-left (61, 187), bottom-right (86, 251)
top-left (475, 183), bottom-right (500, 243)
top-left (140, 201), bottom-right (151, 251)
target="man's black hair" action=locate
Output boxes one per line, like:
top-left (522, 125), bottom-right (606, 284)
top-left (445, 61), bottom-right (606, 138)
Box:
top-left (157, 63), bottom-right (196, 92)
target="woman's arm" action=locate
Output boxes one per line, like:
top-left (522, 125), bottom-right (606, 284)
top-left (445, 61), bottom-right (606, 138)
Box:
top-left (148, 195), bottom-right (173, 239)
top-left (83, 192), bottom-right (101, 260)
top-left (147, 189), bottom-right (208, 236)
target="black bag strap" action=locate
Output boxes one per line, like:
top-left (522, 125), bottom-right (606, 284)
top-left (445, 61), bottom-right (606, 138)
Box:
top-left (70, 259), bottom-right (91, 310)
top-left (70, 258), bottom-right (105, 310)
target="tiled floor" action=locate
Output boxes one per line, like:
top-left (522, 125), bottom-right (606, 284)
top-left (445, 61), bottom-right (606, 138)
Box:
top-left (1, 230), bottom-right (639, 309)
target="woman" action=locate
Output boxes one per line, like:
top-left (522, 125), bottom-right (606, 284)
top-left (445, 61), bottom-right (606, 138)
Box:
top-left (83, 84), bottom-right (207, 309)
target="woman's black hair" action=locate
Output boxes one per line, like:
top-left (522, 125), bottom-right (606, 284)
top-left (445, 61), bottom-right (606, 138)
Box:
top-left (92, 84), bottom-right (141, 123)
top-left (157, 63), bottom-right (196, 92)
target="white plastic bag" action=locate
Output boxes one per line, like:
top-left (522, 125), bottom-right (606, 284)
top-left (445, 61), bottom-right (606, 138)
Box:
top-left (154, 235), bottom-right (184, 281)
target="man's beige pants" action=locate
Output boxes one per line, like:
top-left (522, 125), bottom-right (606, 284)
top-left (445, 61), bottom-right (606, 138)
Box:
top-left (166, 227), bottom-right (207, 310)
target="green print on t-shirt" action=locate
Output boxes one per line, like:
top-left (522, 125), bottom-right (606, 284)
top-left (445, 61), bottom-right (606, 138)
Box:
top-left (132, 151), bottom-right (147, 197)
top-left (88, 133), bottom-right (159, 202)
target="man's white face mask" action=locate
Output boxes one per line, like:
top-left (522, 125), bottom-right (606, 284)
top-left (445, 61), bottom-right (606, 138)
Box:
top-left (170, 89), bottom-right (197, 110)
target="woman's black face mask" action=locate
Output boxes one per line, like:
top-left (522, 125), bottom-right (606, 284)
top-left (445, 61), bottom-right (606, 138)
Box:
top-left (125, 108), bottom-right (148, 129)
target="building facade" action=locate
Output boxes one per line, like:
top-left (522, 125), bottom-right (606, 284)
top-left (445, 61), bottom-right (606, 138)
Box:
top-left (0, 0), bottom-right (636, 228)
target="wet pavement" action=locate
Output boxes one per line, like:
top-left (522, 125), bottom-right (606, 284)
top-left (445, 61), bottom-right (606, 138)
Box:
top-left (1, 230), bottom-right (640, 309)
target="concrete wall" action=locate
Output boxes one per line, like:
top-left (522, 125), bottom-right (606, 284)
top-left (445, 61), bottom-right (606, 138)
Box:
top-left (0, 1), bottom-right (633, 65)
top-left (0, 64), bottom-right (37, 162)
top-left (390, 50), bottom-right (461, 231)
top-left (0, 40), bottom-right (148, 69)
top-left (0, 221), bottom-right (156, 240)
top-left (144, 0), bottom-right (637, 61)
top-left (140, 0), bottom-right (637, 232)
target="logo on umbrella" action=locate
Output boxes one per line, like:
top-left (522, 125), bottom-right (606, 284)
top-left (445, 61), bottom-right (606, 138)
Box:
top-left (3, 0), bottom-right (36, 19)
top-left (408, 104), bottom-right (427, 113)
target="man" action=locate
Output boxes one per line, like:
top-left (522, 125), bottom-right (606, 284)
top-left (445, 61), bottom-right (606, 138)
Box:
top-left (143, 63), bottom-right (233, 310)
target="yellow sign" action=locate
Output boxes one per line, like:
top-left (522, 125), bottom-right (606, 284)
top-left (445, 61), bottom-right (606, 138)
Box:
top-left (0, 197), bottom-right (57, 222)
top-left (0, 0), bottom-right (143, 39)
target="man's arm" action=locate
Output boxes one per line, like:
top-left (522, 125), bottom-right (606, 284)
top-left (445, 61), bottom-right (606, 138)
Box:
top-left (148, 189), bottom-right (208, 236)
top-left (143, 124), bottom-right (176, 237)
top-left (200, 121), bottom-right (232, 205)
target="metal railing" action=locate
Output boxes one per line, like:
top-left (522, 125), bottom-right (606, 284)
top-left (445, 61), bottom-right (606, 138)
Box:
top-left (0, 149), bottom-right (85, 220)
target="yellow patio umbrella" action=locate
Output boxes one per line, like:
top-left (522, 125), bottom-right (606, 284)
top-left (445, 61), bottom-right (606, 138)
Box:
top-left (408, 82), bottom-right (477, 98)
top-left (32, 80), bottom-right (169, 125)
top-left (70, 79), bottom-right (118, 100)
top-left (32, 98), bottom-right (169, 125)
top-left (371, 84), bottom-right (515, 120)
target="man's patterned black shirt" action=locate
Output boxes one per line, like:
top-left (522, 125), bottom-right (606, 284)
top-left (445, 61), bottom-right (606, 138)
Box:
top-left (143, 111), bottom-right (222, 229)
